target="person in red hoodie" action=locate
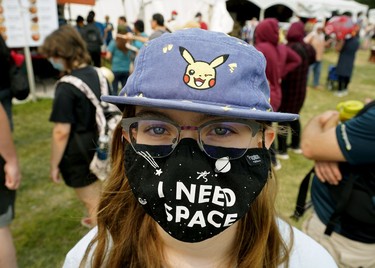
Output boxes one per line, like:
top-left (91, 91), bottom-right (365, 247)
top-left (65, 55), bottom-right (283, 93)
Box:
top-left (277, 21), bottom-right (316, 160)
top-left (255, 18), bottom-right (301, 169)
top-left (255, 18), bottom-right (301, 112)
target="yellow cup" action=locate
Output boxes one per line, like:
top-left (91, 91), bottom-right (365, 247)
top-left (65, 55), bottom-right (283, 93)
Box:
top-left (336, 100), bottom-right (364, 121)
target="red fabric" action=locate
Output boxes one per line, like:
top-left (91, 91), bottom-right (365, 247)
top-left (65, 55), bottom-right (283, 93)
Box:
top-left (200, 22), bottom-right (208, 30)
top-left (10, 50), bottom-right (25, 68)
top-left (255, 19), bottom-right (301, 111)
top-left (325, 16), bottom-right (359, 40)
top-left (278, 44), bottom-right (301, 79)
top-left (287, 21), bottom-right (305, 43)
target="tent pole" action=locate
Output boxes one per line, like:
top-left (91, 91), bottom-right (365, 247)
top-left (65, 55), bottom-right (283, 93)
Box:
top-left (122, 0), bottom-right (126, 15)
top-left (68, 4), bottom-right (72, 23)
top-left (260, 8), bottom-right (265, 21)
top-left (23, 46), bottom-right (36, 102)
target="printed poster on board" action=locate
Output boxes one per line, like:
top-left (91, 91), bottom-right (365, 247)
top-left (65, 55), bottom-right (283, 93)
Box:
top-left (0, 0), bottom-right (58, 48)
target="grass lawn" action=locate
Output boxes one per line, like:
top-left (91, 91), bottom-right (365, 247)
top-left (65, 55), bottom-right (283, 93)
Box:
top-left (10, 48), bottom-right (375, 267)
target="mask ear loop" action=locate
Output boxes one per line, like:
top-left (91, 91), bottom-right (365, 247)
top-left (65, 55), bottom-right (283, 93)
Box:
top-left (261, 127), bottom-right (266, 148)
top-left (261, 128), bottom-right (274, 177)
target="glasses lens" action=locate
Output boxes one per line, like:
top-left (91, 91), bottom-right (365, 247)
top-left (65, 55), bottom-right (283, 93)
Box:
top-left (200, 122), bottom-right (255, 159)
top-left (128, 120), bottom-right (179, 158)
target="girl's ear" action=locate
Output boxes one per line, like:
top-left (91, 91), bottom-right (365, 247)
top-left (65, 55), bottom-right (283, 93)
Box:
top-left (263, 128), bottom-right (275, 149)
top-left (122, 130), bottom-right (130, 143)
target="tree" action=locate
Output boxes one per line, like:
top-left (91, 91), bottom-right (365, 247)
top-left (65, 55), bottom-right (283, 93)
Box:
top-left (355, 0), bottom-right (375, 10)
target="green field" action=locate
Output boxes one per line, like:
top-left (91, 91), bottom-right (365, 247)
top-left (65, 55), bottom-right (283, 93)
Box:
top-left (10, 48), bottom-right (375, 267)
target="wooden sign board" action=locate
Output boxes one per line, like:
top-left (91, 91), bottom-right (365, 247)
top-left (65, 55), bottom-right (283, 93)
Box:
top-left (1, 0), bottom-right (58, 48)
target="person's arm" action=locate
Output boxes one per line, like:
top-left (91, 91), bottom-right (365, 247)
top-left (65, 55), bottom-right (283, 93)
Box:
top-left (282, 46), bottom-right (301, 78)
top-left (301, 110), bottom-right (344, 161)
top-left (105, 51), bottom-right (112, 60)
top-left (303, 32), bottom-right (313, 44)
top-left (118, 32), bottom-right (149, 44)
top-left (301, 111), bottom-right (345, 185)
top-left (335, 39), bottom-right (344, 52)
top-left (0, 104), bottom-right (21, 190)
top-left (50, 123), bottom-right (71, 183)
top-left (105, 40), bottom-right (114, 60)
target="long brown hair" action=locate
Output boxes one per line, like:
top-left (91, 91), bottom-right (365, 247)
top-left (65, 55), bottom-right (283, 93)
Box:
top-left (39, 25), bottom-right (91, 71)
top-left (81, 106), bottom-right (292, 267)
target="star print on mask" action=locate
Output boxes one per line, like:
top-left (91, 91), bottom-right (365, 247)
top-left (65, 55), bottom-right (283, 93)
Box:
top-left (196, 171), bottom-right (210, 182)
top-left (155, 169), bottom-right (163, 176)
top-left (136, 151), bottom-right (163, 175)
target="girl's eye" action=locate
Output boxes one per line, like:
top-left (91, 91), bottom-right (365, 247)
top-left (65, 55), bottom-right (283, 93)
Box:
top-left (213, 127), bottom-right (231, 136)
top-left (150, 127), bottom-right (166, 135)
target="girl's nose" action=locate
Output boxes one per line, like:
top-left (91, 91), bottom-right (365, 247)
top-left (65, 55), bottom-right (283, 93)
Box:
top-left (179, 126), bottom-right (199, 140)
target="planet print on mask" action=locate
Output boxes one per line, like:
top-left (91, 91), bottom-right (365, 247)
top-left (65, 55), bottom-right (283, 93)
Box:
top-left (215, 156), bottom-right (231, 173)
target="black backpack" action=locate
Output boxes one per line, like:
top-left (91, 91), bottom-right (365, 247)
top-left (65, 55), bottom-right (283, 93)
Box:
top-left (82, 25), bottom-right (101, 51)
top-left (86, 27), bottom-right (98, 43)
top-left (291, 101), bottom-right (375, 236)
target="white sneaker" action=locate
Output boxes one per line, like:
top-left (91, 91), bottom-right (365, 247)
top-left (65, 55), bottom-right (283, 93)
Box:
top-left (276, 153), bottom-right (290, 160)
top-left (334, 90), bottom-right (348, 97)
top-left (289, 147), bottom-right (303, 154)
top-left (273, 159), bottom-right (282, 171)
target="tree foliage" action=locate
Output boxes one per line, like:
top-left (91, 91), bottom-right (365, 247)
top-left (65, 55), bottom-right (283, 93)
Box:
top-left (355, 0), bottom-right (375, 10)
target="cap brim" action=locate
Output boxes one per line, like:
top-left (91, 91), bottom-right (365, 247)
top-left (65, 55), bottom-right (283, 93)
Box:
top-left (102, 95), bottom-right (299, 122)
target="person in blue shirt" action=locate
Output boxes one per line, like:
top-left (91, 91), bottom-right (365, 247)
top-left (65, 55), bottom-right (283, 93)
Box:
top-left (75, 15), bottom-right (85, 34)
top-left (87, 11), bottom-right (105, 38)
top-left (132, 20), bottom-right (147, 51)
top-left (106, 25), bottom-right (131, 95)
top-left (301, 100), bottom-right (375, 268)
top-left (103, 15), bottom-right (113, 46)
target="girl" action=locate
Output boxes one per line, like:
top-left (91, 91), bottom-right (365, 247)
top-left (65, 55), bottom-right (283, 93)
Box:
top-left (40, 25), bottom-right (102, 228)
top-left (63, 28), bottom-right (336, 268)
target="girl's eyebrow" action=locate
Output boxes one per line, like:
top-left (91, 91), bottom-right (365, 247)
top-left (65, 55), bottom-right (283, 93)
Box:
top-left (134, 110), bottom-right (217, 124)
top-left (134, 110), bottom-right (175, 121)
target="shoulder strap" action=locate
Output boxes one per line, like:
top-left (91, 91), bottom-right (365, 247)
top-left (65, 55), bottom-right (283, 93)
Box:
top-left (58, 73), bottom-right (106, 137)
top-left (290, 167), bottom-right (315, 221)
top-left (94, 67), bottom-right (110, 96)
top-left (93, 67), bottom-right (119, 114)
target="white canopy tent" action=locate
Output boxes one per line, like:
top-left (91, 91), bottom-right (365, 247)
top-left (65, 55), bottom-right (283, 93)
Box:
top-left (246, 0), bottom-right (368, 20)
top-left (63, 0), bottom-right (234, 34)
top-left (124, 0), bottom-right (234, 34)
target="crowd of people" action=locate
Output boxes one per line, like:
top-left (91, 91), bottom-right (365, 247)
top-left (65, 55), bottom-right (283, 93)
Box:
top-left (1, 8), bottom-right (374, 268)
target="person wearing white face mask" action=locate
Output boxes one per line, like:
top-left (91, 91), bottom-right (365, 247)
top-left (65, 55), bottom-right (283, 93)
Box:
top-left (40, 25), bottom-right (102, 229)
top-left (62, 28), bottom-right (337, 268)
top-left (48, 57), bottom-right (65, 72)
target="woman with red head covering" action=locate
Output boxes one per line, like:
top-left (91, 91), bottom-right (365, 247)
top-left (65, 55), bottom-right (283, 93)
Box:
top-left (255, 18), bottom-right (301, 169)
top-left (277, 21), bottom-right (316, 159)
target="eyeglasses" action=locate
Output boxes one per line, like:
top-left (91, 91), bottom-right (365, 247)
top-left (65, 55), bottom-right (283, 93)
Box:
top-left (122, 116), bottom-right (262, 160)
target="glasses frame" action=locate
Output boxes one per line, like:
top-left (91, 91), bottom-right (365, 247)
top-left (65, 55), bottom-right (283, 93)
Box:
top-left (121, 116), bottom-right (263, 159)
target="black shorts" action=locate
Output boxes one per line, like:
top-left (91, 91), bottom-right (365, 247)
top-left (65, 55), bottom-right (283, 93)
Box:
top-left (59, 132), bottom-right (98, 188)
top-left (0, 157), bottom-right (16, 227)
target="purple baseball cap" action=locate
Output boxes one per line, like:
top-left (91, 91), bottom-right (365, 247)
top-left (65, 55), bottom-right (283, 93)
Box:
top-left (102, 28), bottom-right (298, 122)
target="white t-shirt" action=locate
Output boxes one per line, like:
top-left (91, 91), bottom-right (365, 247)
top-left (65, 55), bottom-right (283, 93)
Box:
top-left (63, 219), bottom-right (337, 268)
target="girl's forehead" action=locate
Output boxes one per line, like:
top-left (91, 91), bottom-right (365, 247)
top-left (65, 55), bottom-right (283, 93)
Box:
top-left (135, 106), bottom-right (221, 125)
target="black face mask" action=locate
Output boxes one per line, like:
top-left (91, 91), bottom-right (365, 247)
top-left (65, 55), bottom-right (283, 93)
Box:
top-left (124, 138), bottom-right (271, 243)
